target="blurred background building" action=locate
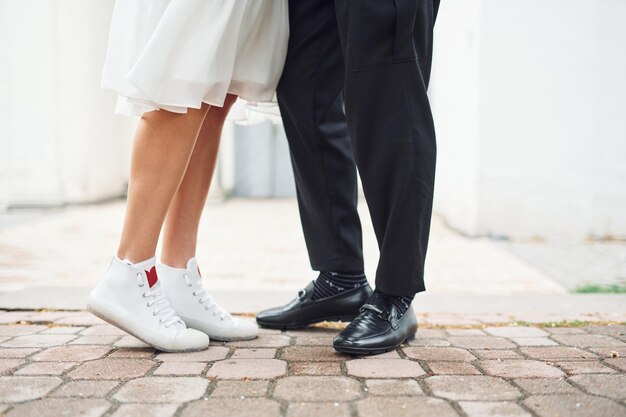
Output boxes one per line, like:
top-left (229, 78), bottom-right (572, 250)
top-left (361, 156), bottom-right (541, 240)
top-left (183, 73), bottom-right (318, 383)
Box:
top-left (1, 0), bottom-right (625, 241)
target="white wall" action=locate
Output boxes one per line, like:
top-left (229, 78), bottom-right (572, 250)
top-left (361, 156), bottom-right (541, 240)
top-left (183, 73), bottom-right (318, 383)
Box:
top-left (0, 0), bottom-right (132, 207)
top-left (432, 0), bottom-right (626, 239)
top-left (2, 0), bottom-right (624, 240)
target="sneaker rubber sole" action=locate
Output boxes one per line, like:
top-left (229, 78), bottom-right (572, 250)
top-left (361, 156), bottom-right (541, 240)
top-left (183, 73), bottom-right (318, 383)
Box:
top-left (332, 333), bottom-right (416, 356)
top-left (86, 298), bottom-right (208, 353)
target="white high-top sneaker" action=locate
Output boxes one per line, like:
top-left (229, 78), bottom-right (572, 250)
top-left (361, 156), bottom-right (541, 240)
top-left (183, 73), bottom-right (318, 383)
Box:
top-left (87, 256), bottom-right (209, 352)
top-left (158, 257), bottom-right (258, 341)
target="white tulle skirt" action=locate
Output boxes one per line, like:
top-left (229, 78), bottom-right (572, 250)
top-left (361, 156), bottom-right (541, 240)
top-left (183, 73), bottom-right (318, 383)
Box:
top-left (101, 0), bottom-right (289, 117)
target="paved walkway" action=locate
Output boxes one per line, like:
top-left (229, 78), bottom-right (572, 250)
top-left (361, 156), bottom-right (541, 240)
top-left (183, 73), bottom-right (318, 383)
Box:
top-left (1, 310), bottom-right (625, 417)
top-left (0, 199), bottom-right (567, 301)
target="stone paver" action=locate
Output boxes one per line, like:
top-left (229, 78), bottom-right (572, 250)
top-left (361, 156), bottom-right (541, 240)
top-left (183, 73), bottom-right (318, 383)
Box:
top-left (447, 329), bottom-right (486, 336)
top-left (231, 348), bottom-right (276, 359)
top-left (228, 335), bottom-right (290, 348)
top-left (362, 350), bottom-right (401, 359)
top-left (588, 347), bottom-right (626, 357)
top-left (0, 313), bottom-right (35, 325)
top-left (207, 359), bottom-right (287, 379)
top-left (290, 361), bottom-right (341, 375)
top-left (555, 360), bottom-right (617, 375)
top-left (473, 350), bottom-right (523, 360)
top-left (365, 379), bottom-right (424, 396)
top-left (68, 358), bottom-right (154, 380)
top-left (14, 361), bottom-right (77, 375)
top-left (0, 325), bottom-right (47, 336)
top-left (459, 401), bottom-right (532, 417)
top-left (274, 376), bottom-right (362, 402)
top-left (484, 326), bottom-right (550, 338)
top-left (585, 325), bottom-right (626, 336)
top-left (181, 398), bottom-right (280, 417)
top-left (521, 346), bottom-right (598, 361)
top-left (49, 380), bottom-right (119, 398)
top-left (108, 348), bottom-right (154, 358)
top-left (153, 362), bottom-right (206, 376)
top-left (293, 335), bottom-right (335, 346)
top-left (111, 404), bottom-right (179, 417)
top-left (0, 359), bottom-right (23, 375)
top-left (414, 329), bottom-right (448, 338)
top-left (114, 335), bottom-right (149, 348)
top-left (551, 334), bottom-right (626, 348)
top-left (281, 346), bottom-right (350, 362)
top-left (357, 397), bottom-right (459, 417)
top-left (605, 357), bottom-right (626, 372)
top-left (287, 402), bottom-right (351, 417)
top-left (478, 360), bottom-right (565, 378)
top-left (426, 376), bottom-right (521, 401)
top-left (31, 345), bottom-right (112, 362)
top-left (403, 346), bottom-right (476, 361)
top-left (0, 348), bottom-right (39, 358)
top-left (408, 338), bottom-right (451, 347)
top-left (449, 336), bottom-right (516, 350)
top-left (512, 378), bottom-right (581, 394)
top-left (39, 326), bottom-right (84, 335)
top-left (1, 334), bottom-right (76, 348)
top-left (71, 335), bottom-right (121, 345)
top-left (210, 380), bottom-right (269, 397)
top-left (6, 398), bottom-right (110, 417)
top-left (524, 394), bottom-right (625, 417)
top-left (427, 361), bottom-right (482, 375)
top-left (568, 374), bottom-right (626, 401)
top-left (511, 337), bottom-right (559, 346)
top-left (346, 358), bottom-right (425, 378)
top-left (53, 314), bottom-right (104, 326)
top-left (0, 376), bottom-right (62, 402)
top-left (1, 312), bottom-right (626, 417)
top-left (114, 377), bottom-right (208, 403)
top-left (79, 324), bottom-right (127, 336)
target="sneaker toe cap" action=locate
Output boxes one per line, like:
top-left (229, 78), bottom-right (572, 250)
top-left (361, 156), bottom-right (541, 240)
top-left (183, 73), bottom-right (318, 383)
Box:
top-left (176, 328), bottom-right (210, 351)
top-left (234, 318), bottom-right (259, 339)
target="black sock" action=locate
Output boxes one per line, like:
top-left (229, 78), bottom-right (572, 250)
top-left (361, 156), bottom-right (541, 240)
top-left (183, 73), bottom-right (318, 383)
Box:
top-left (311, 271), bottom-right (368, 300)
top-left (374, 289), bottom-right (414, 315)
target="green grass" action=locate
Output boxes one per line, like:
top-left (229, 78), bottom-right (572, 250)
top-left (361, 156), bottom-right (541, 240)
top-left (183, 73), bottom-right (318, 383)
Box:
top-left (575, 284), bottom-right (626, 294)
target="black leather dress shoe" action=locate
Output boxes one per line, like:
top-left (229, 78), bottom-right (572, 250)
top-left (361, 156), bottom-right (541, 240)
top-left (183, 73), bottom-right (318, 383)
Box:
top-left (333, 292), bottom-right (417, 355)
top-left (256, 281), bottom-right (373, 330)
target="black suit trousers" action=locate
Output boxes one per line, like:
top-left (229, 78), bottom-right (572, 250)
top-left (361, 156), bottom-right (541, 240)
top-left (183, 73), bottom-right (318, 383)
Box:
top-left (277, 0), bottom-right (439, 296)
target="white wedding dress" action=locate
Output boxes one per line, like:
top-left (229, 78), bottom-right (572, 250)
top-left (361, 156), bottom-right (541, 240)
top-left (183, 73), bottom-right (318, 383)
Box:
top-left (101, 0), bottom-right (289, 117)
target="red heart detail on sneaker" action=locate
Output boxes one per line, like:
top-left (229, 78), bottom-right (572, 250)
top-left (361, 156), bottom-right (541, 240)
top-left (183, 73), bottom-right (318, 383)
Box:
top-left (145, 266), bottom-right (158, 288)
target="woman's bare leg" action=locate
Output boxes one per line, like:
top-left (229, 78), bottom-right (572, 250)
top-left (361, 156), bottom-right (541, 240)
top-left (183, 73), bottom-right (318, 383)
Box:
top-left (117, 104), bottom-right (211, 263)
top-left (160, 94), bottom-right (238, 267)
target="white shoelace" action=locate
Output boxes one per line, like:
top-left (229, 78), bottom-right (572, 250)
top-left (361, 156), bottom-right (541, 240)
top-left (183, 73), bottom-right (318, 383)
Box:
top-left (136, 273), bottom-right (182, 328)
top-left (184, 274), bottom-right (230, 320)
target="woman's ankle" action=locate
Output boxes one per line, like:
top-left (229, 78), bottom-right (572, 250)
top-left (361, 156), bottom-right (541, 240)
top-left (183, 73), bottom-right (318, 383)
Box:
top-left (159, 254), bottom-right (195, 269)
top-left (116, 252), bottom-right (156, 265)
